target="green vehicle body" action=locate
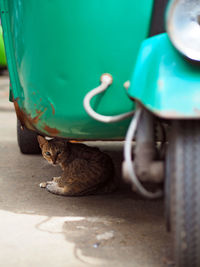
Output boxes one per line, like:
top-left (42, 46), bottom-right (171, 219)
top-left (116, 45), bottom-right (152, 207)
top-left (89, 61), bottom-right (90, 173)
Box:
top-left (128, 33), bottom-right (200, 119)
top-left (0, 25), bottom-right (6, 67)
top-left (0, 0), bottom-right (154, 139)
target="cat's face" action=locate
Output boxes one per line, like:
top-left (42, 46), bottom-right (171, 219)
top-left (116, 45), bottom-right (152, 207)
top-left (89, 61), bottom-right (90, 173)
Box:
top-left (37, 136), bottom-right (67, 165)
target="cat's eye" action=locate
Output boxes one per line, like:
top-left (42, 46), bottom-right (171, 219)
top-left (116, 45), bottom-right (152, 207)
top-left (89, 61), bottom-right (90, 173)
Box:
top-left (45, 152), bottom-right (51, 156)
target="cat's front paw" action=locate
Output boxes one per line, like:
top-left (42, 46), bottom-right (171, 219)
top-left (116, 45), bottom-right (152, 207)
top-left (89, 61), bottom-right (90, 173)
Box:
top-left (39, 181), bottom-right (53, 188)
top-left (46, 181), bottom-right (65, 195)
top-left (39, 182), bottom-right (47, 188)
top-left (39, 180), bottom-right (65, 195)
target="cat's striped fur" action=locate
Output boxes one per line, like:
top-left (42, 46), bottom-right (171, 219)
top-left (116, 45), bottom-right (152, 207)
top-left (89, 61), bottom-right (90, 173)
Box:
top-left (38, 136), bottom-right (116, 196)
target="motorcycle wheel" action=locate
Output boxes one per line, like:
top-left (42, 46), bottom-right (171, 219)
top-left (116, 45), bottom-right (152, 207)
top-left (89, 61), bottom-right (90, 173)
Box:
top-left (17, 119), bottom-right (41, 154)
top-left (166, 120), bottom-right (200, 267)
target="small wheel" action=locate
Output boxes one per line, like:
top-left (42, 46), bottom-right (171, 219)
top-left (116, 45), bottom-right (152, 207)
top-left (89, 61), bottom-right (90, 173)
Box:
top-left (165, 120), bottom-right (200, 267)
top-left (17, 119), bottom-right (41, 154)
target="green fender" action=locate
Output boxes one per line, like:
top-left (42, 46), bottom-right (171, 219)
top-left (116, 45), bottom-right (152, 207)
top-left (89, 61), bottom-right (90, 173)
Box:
top-left (128, 33), bottom-right (200, 119)
top-left (0, 25), bottom-right (6, 67)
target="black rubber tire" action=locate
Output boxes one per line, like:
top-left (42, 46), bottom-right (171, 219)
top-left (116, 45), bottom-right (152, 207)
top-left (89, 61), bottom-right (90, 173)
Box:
top-left (166, 120), bottom-right (200, 267)
top-left (17, 119), bottom-right (41, 154)
top-left (165, 141), bottom-right (171, 232)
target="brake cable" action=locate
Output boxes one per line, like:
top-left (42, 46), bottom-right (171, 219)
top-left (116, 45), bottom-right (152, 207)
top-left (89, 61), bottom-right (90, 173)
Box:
top-left (123, 107), bottom-right (163, 199)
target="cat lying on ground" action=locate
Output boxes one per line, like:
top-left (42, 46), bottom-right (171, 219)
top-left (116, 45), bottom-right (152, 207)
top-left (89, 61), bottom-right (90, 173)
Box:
top-left (37, 136), bottom-right (116, 196)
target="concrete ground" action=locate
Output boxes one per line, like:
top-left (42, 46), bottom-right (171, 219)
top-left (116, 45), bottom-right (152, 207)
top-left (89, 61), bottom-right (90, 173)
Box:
top-left (0, 74), bottom-right (173, 267)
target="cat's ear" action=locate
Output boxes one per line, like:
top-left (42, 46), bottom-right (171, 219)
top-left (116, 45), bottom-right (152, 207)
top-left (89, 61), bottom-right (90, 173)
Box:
top-left (37, 136), bottom-right (48, 148)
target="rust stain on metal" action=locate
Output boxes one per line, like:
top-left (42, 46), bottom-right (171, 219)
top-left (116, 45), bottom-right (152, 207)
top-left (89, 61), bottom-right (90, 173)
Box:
top-left (31, 108), bottom-right (47, 124)
top-left (43, 124), bottom-right (60, 135)
top-left (50, 103), bottom-right (55, 115)
top-left (13, 98), bottom-right (59, 136)
top-left (13, 99), bottom-right (47, 129)
top-left (13, 99), bottom-right (25, 125)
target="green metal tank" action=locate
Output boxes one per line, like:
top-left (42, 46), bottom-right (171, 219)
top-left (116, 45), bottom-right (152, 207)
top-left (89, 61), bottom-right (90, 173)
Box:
top-left (0, 0), bottom-right (153, 139)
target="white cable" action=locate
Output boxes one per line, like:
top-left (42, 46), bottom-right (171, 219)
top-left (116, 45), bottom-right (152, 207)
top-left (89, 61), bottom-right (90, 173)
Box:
top-left (123, 107), bottom-right (163, 199)
top-left (84, 74), bottom-right (162, 198)
top-left (83, 73), bottom-right (134, 123)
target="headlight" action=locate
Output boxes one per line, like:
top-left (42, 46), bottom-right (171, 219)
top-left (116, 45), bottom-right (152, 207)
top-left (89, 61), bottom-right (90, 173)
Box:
top-left (166, 0), bottom-right (200, 61)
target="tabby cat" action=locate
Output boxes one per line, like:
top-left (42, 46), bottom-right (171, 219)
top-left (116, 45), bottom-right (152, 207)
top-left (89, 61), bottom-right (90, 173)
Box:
top-left (37, 136), bottom-right (116, 196)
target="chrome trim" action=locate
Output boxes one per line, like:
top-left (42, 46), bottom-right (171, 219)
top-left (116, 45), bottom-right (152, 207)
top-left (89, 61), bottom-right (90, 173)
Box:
top-left (167, 0), bottom-right (200, 61)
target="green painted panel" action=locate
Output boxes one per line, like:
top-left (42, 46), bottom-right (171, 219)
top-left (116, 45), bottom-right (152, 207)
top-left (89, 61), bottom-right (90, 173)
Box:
top-left (0, 0), bottom-right (153, 139)
top-left (128, 33), bottom-right (200, 119)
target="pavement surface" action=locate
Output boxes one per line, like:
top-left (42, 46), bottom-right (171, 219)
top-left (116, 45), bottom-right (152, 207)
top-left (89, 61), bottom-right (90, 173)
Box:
top-left (0, 74), bottom-right (173, 267)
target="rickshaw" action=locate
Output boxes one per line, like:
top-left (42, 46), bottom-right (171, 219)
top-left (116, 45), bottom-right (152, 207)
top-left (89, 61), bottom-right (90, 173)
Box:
top-left (1, 0), bottom-right (200, 266)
